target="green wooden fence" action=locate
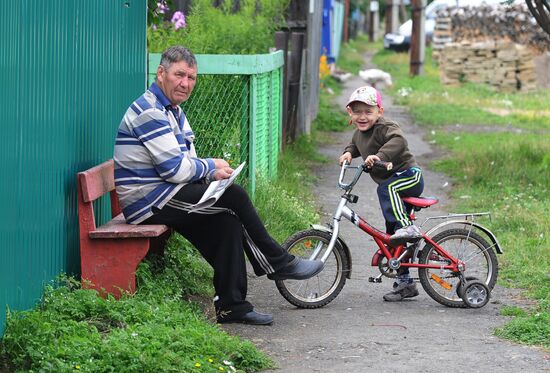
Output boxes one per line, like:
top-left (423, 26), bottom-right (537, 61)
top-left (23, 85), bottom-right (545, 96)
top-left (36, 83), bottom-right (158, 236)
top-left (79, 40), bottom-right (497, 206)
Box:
top-left (148, 51), bottom-right (284, 196)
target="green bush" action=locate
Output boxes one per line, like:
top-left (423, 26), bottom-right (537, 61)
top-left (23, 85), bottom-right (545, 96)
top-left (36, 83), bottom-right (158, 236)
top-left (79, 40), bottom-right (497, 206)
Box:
top-left (0, 235), bottom-right (278, 373)
top-left (148, 0), bottom-right (289, 54)
top-left (254, 137), bottom-right (323, 243)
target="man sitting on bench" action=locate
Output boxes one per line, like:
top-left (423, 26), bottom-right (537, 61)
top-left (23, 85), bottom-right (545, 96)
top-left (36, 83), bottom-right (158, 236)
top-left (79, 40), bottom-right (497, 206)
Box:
top-left (113, 45), bottom-right (323, 325)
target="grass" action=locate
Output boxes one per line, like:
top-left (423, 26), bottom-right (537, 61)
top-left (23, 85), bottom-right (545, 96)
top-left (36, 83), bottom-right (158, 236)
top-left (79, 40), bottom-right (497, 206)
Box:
top-left (0, 248), bottom-right (273, 373)
top-left (0, 147), bottom-right (323, 371)
top-left (371, 45), bottom-right (550, 349)
top-left (336, 35), bottom-right (382, 74)
top-left (372, 48), bottom-right (550, 130)
top-left (314, 78), bottom-right (349, 132)
top-left (254, 136), bottom-right (324, 243)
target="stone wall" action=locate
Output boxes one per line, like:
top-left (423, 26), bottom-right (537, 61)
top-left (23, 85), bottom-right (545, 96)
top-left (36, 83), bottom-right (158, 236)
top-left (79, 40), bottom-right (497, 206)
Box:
top-left (440, 40), bottom-right (537, 92)
top-left (432, 3), bottom-right (547, 92)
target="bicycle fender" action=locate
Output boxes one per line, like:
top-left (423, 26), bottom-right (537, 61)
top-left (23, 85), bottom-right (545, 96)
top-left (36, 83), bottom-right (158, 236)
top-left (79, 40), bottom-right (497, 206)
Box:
top-left (311, 224), bottom-right (353, 278)
top-left (425, 220), bottom-right (503, 254)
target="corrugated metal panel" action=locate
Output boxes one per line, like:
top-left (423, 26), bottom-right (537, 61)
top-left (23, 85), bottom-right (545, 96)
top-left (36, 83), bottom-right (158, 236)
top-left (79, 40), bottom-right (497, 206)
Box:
top-left (0, 0), bottom-right (146, 334)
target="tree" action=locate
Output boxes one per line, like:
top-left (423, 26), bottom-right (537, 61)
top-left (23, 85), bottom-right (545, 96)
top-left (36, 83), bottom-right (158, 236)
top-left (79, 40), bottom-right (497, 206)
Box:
top-left (525, 0), bottom-right (550, 37)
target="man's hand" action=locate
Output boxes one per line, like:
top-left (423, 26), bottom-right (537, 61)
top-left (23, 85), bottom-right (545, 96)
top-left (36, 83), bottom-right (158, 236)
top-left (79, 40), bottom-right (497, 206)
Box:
top-left (213, 167), bottom-right (233, 180)
top-left (364, 154), bottom-right (380, 168)
top-left (338, 152), bottom-right (352, 165)
top-left (212, 158), bottom-right (233, 180)
top-left (214, 158), bottom-right (230, 169)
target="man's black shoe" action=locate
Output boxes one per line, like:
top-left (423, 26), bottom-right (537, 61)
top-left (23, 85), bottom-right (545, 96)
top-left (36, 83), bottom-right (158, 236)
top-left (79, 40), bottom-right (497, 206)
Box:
top-left (217, 310), bottom-right (273, 325)
top-left (267, 258), bottom-right (324, 281)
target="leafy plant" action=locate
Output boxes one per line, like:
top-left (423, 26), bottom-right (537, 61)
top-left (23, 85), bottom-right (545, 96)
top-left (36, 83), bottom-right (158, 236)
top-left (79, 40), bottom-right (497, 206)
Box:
top-left (0, 256), bottom-right (273, 372)
top-left (148, 0), bottom-right (172, 27)
top-left (148, 0), bottom-right (289, 54)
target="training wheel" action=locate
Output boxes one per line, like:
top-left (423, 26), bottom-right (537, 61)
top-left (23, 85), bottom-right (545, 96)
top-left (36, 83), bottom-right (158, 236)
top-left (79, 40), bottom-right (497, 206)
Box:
top-left (461, 280), bottom-right (490, 308)
top-left (456, 276), bottom-right (478, 299)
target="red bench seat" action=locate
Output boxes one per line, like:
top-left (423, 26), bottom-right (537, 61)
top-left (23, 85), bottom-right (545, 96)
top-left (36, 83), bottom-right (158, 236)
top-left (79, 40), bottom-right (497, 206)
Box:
top-left (77, 159), bottom-right (170, 298)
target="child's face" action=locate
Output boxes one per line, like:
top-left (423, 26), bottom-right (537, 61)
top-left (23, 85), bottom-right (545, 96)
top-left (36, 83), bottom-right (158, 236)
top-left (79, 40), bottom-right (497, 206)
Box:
top-left (347, 102), bottom-right (384, 132)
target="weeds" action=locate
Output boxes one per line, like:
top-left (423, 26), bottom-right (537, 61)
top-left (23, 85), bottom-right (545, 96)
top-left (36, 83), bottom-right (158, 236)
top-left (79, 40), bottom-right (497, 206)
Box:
top-left (148, 0), bottom-right (289, 54)
top-left (0, 251), bottom-right (273, 372)
top-left (374, 48), bottom-right (550, 130)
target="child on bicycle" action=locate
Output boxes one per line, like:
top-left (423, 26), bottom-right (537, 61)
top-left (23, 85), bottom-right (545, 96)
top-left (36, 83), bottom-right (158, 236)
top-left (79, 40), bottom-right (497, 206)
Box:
top-left (338, 86), bottom-right (424, 302)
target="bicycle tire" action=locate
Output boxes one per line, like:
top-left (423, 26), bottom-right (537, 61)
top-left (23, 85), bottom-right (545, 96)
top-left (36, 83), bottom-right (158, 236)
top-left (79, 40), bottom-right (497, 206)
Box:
top-left (274, 229), bottom-right (349, 309)
top-left (418, 228), bottom-right (498, 308)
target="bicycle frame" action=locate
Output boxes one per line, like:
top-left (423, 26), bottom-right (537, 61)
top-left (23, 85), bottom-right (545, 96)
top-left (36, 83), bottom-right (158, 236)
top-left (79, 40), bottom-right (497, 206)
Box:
top-left (317, 193), bottom-right (464, 274)
top-left (312, 163), bottom-right (470, 274)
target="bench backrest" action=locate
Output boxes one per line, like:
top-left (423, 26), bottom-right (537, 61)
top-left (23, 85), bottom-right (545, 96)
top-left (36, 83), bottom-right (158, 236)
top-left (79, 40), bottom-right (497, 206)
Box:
top-left (79, 159), bottom-right (115, 203)
top-left (77, 159), bottom-right (121, 230)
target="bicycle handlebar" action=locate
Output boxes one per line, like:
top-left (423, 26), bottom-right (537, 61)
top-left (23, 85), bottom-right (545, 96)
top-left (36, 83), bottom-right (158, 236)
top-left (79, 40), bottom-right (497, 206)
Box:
top-left (338, 160), bottom-right (393, 191)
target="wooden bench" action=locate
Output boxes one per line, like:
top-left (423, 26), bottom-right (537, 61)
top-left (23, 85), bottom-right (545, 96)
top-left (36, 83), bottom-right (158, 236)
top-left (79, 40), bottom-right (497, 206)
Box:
top-left (77, 159), bottom-right (170, 298)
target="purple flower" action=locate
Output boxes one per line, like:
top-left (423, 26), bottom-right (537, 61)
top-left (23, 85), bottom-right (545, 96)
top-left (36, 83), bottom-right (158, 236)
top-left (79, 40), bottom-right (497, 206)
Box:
top-left (171, 11), bottom-right (186, 30)
top-left (157, 1), bottom-right (168, 14)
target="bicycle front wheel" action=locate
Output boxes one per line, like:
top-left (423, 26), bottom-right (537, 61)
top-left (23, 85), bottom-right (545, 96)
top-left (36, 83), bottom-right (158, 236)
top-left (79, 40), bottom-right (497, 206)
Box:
top-left (274, 229), bottom-right (349, 309)
top-left (418, 228), bottom-right (498, 308)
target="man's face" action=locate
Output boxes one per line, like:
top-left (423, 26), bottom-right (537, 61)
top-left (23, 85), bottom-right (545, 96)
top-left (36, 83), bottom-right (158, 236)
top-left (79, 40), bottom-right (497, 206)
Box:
top-left (156, 60), bottom-right (197, 106)
top-left (347, 102), bottom-right (383, 132)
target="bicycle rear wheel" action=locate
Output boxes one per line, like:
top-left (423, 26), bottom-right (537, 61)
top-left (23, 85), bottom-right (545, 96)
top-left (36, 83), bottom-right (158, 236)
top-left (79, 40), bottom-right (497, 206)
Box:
top-left (274, 229), bottom-right (349, 309)
top-left (418, 228), bottom-right (498, 308)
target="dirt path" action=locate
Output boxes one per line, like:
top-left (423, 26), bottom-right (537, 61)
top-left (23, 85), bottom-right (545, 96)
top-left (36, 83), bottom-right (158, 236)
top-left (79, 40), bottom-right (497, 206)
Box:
top-left (221, 54), bottom-right (550, 372)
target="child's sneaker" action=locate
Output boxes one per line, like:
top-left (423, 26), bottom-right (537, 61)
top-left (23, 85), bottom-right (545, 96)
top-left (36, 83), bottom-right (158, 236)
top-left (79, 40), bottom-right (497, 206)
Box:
top-left (390, 225), bottom-right (422, 246)
top-left (383, 282), bottom-right (419, 302)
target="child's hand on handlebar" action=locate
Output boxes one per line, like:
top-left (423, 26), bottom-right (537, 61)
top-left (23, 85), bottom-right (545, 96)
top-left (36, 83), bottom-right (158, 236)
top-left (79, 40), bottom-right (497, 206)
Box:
top-left (365, 155), bottom-right (381, 168)
top-left (338, 152), bottom-right (352, 165)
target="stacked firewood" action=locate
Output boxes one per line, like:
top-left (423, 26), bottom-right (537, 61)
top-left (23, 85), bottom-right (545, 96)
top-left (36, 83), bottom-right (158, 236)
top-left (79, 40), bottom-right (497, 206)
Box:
top-left (440, 40), bottom-right (537, 92)
top-left (435, 4), bottom-right (550, 54)
top-left (432, 16), bottom-right (452, 63)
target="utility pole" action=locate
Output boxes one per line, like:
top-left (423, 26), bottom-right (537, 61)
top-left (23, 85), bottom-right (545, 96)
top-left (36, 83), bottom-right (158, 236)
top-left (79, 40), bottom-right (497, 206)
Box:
top-left (344, 0), bottom-right (350, 42)
top-left (368, 1), bottom-right (380, 42)
top-left (385, 0), bottom-right (399, 34)
top-left (409, 0), bottom-right (426, 75)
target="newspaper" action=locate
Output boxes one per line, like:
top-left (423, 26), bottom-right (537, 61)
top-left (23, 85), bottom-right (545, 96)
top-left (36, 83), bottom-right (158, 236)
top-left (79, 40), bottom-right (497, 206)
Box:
top-left (188, 162), bottom-right (246, 213)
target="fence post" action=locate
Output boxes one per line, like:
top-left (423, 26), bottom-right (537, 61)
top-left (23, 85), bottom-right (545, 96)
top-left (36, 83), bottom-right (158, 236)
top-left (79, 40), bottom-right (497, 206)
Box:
top-left (287, 32), bottom-right (305, 143)
top-left (385, 0), bottom-right (399, 34)
top-left (248, 75), bottom-right (258, 200)
top-left (306, 0), bottom-right (323, 134)
top-left (275, 31), bottom-right (290, 150)
top-left (240, 79), bottom-right (250, 193)
top-left (343, 0), bottom-right (350, 42)
top-left (269, 69), bottom-right (281, 179)
top-left (410, 0), bottom-right (426, 76)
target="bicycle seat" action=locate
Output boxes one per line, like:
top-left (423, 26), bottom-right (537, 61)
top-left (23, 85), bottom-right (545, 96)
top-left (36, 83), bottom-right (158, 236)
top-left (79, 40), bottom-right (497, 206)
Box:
top-left (402, 196), bottom-right (439, 209)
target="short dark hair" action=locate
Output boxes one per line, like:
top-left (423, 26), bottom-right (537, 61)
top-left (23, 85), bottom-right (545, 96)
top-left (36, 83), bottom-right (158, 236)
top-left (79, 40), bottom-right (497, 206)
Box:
top-left (159, 46), bottom-right (197, 70)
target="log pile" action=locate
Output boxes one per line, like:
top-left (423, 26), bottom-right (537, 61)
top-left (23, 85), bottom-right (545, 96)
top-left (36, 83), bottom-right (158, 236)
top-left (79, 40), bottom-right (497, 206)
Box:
top-left (432, 16), bottom-right (452, 63)
top-left (440, 40), bottom-right (537, 92)
top-left (435, 4), bottom-right (550, 54)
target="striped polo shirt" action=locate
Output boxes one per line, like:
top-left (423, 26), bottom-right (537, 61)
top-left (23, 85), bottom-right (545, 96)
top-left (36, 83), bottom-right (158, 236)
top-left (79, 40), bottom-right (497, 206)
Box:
top-left (114, 82), bottom-right (215, 224)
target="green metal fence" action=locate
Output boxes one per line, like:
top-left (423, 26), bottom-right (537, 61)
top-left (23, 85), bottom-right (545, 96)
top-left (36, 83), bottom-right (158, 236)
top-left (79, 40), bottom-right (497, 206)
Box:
top-left (0, 0), bottom-right (146, 335)
top-left (148, 51), bottom-right (284, 196)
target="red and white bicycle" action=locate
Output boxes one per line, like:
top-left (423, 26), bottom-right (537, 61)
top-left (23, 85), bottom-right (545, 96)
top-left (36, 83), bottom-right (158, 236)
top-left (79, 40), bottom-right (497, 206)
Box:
top-left (274, 161), bottom-right (502, 309)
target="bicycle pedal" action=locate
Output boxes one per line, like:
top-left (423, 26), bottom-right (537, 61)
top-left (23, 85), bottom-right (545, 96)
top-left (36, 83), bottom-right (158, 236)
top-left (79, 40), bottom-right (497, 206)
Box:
top-left (368, 277), bottom-right (382, 283)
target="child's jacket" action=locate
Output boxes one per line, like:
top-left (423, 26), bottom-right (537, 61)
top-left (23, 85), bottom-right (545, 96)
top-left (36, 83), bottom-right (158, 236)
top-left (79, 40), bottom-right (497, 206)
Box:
top-left (343, 116), bottom-right (418, 184)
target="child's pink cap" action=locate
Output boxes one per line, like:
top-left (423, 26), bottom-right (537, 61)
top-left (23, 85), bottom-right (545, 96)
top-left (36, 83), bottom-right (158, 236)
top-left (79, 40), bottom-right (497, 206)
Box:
top-left (346, 86), bottom-right (382, 108)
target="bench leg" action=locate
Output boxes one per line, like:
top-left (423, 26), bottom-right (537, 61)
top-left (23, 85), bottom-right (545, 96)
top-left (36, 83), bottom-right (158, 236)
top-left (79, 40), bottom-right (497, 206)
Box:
top-left (81, 239), bottom-right (150, 298)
